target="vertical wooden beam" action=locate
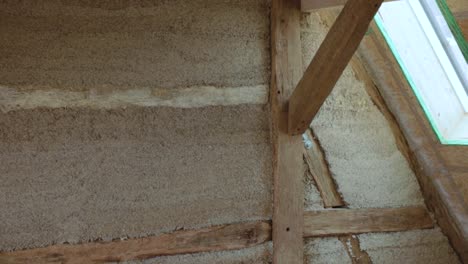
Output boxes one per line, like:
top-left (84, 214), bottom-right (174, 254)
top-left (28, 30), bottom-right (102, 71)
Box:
top-left (271, 0), bottom-right (304, 263)
top-left (288, 0), bottom-right (384, 135)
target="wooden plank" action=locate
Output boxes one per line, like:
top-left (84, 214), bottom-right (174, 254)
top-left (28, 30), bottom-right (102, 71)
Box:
top-left (451, 171), bottom-right (468, 206)
top-left (339, 235), bottom-right (372, 264)
top-left (438, 145), bottom-right (468, 170)
top-left (0, 221), bottom-right (272, 264)
top-left (303, 207), bottom-right (433, 237)
top-left (301, 0), bottom-right (395, 12)
top-left (357, 21), bottom-right (468, 262)
top-left (288, 0), bottom-right (384, 135)
top-left (271, 0), bottom-right (305, 263)
top-left (303, 128), bottom-right (345, 208)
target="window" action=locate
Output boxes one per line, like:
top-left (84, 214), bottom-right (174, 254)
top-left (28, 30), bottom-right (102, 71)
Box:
top-left (376, 0), bottom-right (468, 145)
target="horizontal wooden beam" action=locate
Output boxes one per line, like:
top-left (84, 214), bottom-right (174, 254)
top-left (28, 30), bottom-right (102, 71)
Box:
top-left (301, 0), bottom-right (396, 12)
top-left (288, 0), bottom-right (384, 135)
top-left (0, 206), bottom-right (436, 263)
top-left (303, 206), bottom-right (434, 237)
top-left (0, 221), bottom-right (272, 264)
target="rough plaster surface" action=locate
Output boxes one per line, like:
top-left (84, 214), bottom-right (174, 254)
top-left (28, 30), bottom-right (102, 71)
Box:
top-left (304, 238), bottom-right (351, 264)
top-left (0, 0), bottom-right (270, 92)
top-left (123, 243), bottom-right (272, 264)
top-left (0, 105), bottom-right (272, 251)
top-left (0, 1), bottom-right (273, 261)
top-left (301, 12), bottom-right (424, 209)
top-left (359, 229), bottom-right (461, 264)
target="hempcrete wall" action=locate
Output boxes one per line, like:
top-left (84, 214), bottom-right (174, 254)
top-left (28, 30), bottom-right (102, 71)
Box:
top-left (301, 11), bottom-right (460, 264)
top-left (0, 2), bottom-right (273, 261)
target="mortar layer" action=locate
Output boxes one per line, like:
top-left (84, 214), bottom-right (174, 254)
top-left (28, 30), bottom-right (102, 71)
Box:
top-left (0, 105), bottom-right (272, 251)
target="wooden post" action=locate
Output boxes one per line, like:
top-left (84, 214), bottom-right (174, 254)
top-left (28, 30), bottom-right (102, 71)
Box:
top-left (271, 0), bottom-right (305, 262)
top-left (288, 0), bottom-right (384, 135)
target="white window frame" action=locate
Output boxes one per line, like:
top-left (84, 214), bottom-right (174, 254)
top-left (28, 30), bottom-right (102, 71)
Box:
top-left (376, 0), bottom-right (468, 145)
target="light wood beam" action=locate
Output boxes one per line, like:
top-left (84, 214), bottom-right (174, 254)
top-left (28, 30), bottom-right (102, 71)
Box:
top-left (0, 207), bottom-right (437, 264)
top-left (303, 207), bottom-right (434, 237)
top-left (339, 235), bottom-right (372, 264)
top-left (271, 0), bottom-right (305, 263)
top-left (301, 0), bottom-right (396, 12)
top-left (454, 12), bottom-right (468, 40)
top-left (303, 128), bottom-right (345, 208)
top-left (0, 221), bottom-right (271, 264)
top-left (288, 0), bottom-right (384, 135)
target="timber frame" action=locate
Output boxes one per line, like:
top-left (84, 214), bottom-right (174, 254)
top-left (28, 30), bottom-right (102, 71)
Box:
top-left (2, 0), bottom-right (467, 263)
top-left (288, 0), bottom-right (384, 135)
top-left (356, 18), bottom-right (468, 262)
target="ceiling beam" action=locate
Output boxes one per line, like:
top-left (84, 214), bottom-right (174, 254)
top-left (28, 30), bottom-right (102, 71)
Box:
top-left (288, 0), bottom-right (384, 135)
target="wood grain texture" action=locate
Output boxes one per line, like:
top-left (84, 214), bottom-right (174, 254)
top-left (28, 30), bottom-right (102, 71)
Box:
top-left (303, 207), bottom-right (433, 237)
top-left (288, 0), bottom-right (384, 135)
top-left (339, 235), bottom-right (372, 264)
top-left (357, 21), bottom-right (468, 262)
top-left (438, 145), bottom-right (468, 170)
top-left (303, 128), bottom-right (345, 208)
top-left (0, 221), bottom-right (272, 264)
top-left (301, 0), bottom-right (395, 12)
top-left (451, 171), bottom-right (468, 206)
top-left (454, 12), bottom-right (468, 40)
top-left (271, 0), bottom-right (305, 263)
